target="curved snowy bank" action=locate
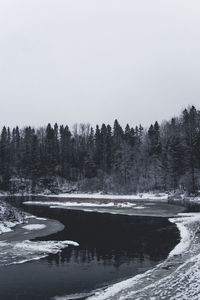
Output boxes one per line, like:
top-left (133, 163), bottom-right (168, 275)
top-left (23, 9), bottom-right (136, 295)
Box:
top-left (85, 212), bottom-right (200, 300)
top-left (0, 200), bottom-right (26, 235)
top-left (0, 206), bottom-right (80, 266)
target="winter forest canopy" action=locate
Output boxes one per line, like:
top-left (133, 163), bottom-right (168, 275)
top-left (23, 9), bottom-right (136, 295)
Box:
top-left (0, 105), bottom-right (200, 194)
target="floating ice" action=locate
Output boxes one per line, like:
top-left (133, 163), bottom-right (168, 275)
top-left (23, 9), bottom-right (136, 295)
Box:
top-left (24, 201), bottom-right (137, 209)
top-left (0, 239), bottom-right (79, 266)
top-left (53, 291), bottom-right (95, 300)
top-left (22, 224), bottom-right (46, 231)
top-left (45, 192), bottom-right (169, 201)
top-left (134, 206), bottom-right (145, 209)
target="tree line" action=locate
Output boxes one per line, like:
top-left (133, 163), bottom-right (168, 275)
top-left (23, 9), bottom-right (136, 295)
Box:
top-left (0, 105), bottom-right (200, 194)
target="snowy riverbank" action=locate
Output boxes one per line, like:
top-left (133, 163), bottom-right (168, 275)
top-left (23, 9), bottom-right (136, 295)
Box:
top-left (0, 200), bottom-right (26, 235)
top-left (0, 200), bottom-right (79, 266)
top-left (84, 212), bottom-right (200, 300)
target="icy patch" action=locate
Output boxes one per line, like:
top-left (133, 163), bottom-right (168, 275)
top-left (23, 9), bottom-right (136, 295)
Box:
top-left (24, 201), bottom-right (137, 209)
top-left (134, 206), bottom-right (145, 209)
top-left (14, 240), bottom-right (79, 252)
top-left (24, 201), bottom-right (115, 208)
top-left (53, 291), bottom-right (94, 300)
top-left (46, 192), bottom-right (169, 201)
top-left (0, 239), bottom-right (79, 266)
top-left (24, 215), bottom-right (47, 221)
top-left (22, 224), bottom-right (46, 231)
top-left (116, 203), bottom-right (136, 208)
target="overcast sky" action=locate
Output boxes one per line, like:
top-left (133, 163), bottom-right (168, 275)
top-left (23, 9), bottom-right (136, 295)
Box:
top-left (0, 0), bottom-right (200, 129)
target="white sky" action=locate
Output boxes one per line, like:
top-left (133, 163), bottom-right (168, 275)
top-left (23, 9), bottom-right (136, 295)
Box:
top-left (0, 0), bottom-right (200, 129)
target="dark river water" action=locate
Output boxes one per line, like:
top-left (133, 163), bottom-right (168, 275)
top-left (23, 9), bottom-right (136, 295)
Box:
top-left (0, 197), bottom-right (179, 300)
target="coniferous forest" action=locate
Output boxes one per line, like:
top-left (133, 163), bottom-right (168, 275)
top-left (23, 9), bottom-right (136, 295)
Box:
top-left (0, 105), bottom-right (200, 195)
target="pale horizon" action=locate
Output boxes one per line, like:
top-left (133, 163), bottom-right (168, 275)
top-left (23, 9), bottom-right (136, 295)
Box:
top-left (0, 0), bottom-right (200, 129)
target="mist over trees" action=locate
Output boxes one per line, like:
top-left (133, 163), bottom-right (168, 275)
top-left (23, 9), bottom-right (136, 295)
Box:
top-left (0, 106), bottom-right (200, 194)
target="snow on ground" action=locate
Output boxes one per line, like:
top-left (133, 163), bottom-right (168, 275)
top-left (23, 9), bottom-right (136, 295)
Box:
top-left (46, 192), bottom-right (169, 201)
top-left (22, 224), bottom-right (46, 231)
top-left (186, 196), bottom-right (200, 203)
top-left (0, 200), bottom-right (26, 235)
top-left (85, 212), bottom-right (200, 300)
top-left (0, 222), bottom-right (14, 234)
top-left (0, 200), bottom-right (79, 266)
top-left (0, 240), bottom-right (79, 266)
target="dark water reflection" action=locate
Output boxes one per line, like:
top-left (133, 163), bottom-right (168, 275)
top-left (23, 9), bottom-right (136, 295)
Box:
top-left (0, 197), bottom-right (179, 300)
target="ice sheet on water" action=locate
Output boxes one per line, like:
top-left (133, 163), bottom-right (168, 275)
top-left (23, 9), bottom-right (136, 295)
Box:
top-left (22, 224), bottom-right (47, 231)
top-left (24, 201), bottom-right (137, 209)
top-left (45, 192), bottom-right (169, 201)
top-left (0, 200), bottom-right (80, 265)
top-left (52, 291), bottom-right (95, 300)
top-left (0, 239), bottom-right (79, 266)
top-left (134, 206), bottom-right (145, 209)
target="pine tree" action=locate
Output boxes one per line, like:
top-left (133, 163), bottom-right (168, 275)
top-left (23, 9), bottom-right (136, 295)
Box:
top-left (182, 106), bottom-right (199, 193)
top-left (0, 127), bottom-right (11, 189)
top-left (60, 125), bottom-right (72, 179)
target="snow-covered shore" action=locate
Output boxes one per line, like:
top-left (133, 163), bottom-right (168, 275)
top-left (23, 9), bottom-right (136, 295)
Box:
top-left (85, 212), bottom-right (200, 300)
top-left (0, 200), bottom-right (79, 266)
top-left (0, 200), bottom-right (26, 235)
